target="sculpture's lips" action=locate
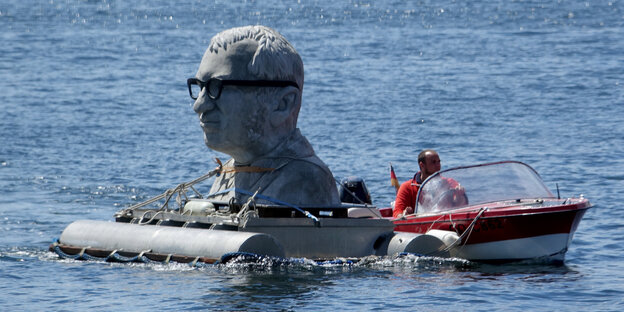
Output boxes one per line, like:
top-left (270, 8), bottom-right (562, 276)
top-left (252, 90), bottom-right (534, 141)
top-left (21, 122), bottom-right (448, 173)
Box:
top-left (199, 120), bottom-right (219, 131)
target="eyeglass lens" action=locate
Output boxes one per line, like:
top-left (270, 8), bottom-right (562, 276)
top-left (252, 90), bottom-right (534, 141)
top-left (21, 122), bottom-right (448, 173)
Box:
top-left (188, 79), bottom-right (223, 100)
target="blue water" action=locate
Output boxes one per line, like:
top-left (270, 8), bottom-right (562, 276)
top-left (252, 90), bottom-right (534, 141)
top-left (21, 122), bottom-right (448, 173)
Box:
top-left (1, 0), bottom-right (623, 310)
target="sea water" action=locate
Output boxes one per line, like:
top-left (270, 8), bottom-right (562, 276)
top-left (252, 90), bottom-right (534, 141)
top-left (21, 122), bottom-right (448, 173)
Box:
top-left (1, 0), bottom-right (623, 311)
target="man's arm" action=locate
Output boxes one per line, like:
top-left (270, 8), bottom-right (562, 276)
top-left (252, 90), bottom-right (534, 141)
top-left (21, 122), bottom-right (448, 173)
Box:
top-left (393, 182), bottom-right (415, 218)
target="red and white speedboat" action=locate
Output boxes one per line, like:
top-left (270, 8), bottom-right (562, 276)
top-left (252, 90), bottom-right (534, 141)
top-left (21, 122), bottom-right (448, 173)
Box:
top-left (379, 161), bottom-right (591, 263)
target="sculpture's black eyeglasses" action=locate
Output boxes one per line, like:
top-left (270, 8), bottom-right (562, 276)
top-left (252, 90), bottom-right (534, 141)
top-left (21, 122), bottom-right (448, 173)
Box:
top-left (187, 77), bottom-right (299, 100)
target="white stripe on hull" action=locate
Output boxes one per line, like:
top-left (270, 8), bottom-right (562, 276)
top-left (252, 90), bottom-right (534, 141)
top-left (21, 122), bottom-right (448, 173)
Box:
top-left (450, 233), bottom-right (571, 261)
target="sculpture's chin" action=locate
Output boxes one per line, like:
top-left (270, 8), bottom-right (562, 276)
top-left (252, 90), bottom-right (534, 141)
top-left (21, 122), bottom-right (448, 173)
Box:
top-left (202, 134), bottom-right (225, 152)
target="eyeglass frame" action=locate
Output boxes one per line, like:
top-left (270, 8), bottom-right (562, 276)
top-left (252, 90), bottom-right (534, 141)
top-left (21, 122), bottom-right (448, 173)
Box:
top-left (187, 77), bottom-right (300, 100)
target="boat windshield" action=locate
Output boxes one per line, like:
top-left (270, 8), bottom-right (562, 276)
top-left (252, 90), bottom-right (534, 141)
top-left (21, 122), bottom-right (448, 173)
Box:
top-left (416, 161), bottom-right (554, 214)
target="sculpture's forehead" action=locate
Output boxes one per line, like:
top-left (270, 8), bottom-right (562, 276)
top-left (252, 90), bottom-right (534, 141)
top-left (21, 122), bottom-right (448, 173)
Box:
top-left (196, 39), bottom-right (258, 80)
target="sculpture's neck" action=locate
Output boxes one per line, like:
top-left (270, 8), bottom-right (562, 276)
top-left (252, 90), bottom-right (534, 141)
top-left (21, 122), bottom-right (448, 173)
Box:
top-left (230, 129), bottom-right (297, 165)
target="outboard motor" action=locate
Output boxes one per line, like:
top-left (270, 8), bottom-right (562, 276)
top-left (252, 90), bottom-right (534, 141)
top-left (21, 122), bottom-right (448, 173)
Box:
top-left (339, 176), bottom-right (372, 204)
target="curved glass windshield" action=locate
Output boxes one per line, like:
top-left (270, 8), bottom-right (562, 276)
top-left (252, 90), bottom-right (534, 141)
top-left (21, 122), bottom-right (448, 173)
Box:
top-left (416, 161), bottom-right (554, 214)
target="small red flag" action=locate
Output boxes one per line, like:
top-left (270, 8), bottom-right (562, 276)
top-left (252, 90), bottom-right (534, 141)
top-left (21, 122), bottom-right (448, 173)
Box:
top-left (390, 163), bottom-right (400, 192)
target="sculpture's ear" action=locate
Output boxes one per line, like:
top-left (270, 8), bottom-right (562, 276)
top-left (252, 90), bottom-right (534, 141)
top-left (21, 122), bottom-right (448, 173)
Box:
top-left (270, 87), bottom-right (298, 128)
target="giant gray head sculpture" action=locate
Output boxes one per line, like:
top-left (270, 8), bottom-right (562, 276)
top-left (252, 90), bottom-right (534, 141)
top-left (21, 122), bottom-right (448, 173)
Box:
top-left (190, 25), bottom-right (304, 164)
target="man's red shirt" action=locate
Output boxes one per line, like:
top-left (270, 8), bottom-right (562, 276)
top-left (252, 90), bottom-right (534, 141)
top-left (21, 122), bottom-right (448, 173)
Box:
top-left (393, 173), bottom-right (423, 218)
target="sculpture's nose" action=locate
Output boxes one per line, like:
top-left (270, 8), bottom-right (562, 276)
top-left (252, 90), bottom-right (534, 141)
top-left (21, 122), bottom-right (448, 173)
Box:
top-left (193, 93), bottom-right (216, 114)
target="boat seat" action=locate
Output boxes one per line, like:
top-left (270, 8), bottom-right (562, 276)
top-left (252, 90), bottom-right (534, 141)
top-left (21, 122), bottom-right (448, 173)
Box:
top-left (347, 207), bottom-right (382, 218)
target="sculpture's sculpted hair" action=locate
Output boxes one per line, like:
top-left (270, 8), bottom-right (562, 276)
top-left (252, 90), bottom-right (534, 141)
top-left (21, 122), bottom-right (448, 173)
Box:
top-left (208, 25), bottom-right (304, 91)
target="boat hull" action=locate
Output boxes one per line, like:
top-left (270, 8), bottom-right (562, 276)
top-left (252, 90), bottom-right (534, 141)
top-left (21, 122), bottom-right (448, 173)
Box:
top-left (51, 214), bottom-right (459, 263)
top-left (450, 233), bottom-right (571, 262)
top-left (56, 220), bottom-right (286, 261)
top-left (393, 199), bottom-right (590, 262)
top-left (52, 215), bottom-right (412, 262)
top-left (239, 217), bottom-right (395, 259)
